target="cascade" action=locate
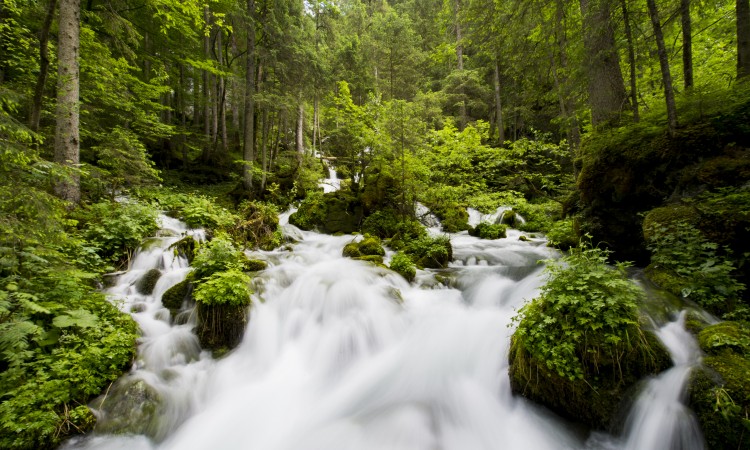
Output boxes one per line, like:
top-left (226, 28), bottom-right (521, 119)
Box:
top-left (62, 212), bottom-right (706, 450)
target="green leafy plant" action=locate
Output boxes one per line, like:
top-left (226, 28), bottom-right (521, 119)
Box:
top-left (469, 222), bottom-right (507, 240)
top-left (389, 252), bottom-right (416, 282)
top-left (404, 234), bottom-right (453, 269)
top-left (193, 269), bottom-right (252, 307)
top-left (646, 220), bottom-right (745, 316)
top-left (190, 234), bottom-right (246, 281)
top-left (511, 243), bottom-right (646, 380)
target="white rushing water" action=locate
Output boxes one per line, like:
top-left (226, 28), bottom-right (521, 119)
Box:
top-left (63, 212), bottom-right (704, 450)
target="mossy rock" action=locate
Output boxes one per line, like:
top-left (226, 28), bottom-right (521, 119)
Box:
top-left (642, 204), bottom-right (700, 242)
top-left (289, 190), bottom-right (364, 234)
top-left (342, 235), bottom-right (385, 259)
top-left (389, 253), bottom-right (416, 282)
top-left (688, 321), bottom-right (750, 450)
top-left (170, 235), bottom-right (197, 263)
top-left (406, 235), bottom-right (453, 269)
top-left (244, 258), bottom-right (268, 272)
top-left (195, 303), bottom-right (248, 350)
top-left (136, 269), bottom-right (162, 295)
top-left (508, 330), bottom-right (671, 430)
top-left (95, 378), bottom-right (161, 436)
top-left (644, 264), bottom-right (687, 298)
top-left (161, 280), bottom-right (192, 316)
top-left (499, 210), bottom-right (522, 228)
top-left (353, 254), bottom-right (384, 265)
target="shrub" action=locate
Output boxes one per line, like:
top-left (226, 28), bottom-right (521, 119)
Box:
top-left (288, 191), bottom-right (327, 230)
top-left (232, 201), bottom-right (281, 250)
top-left (77, 200), bottom-right (159, 264)
top-left (645, 220), bottom-right (745, 317)
top-left (546, 219), bottom-right (578, 250)
top-left (193, 269), bottom-right (252, 307)
top-left (511, 244), bottom-right (651, 381)
top-left (390, 252), bottom-right (416, 282)
top-left (405, 234), bottom-right (453, 269)
top-left (469, 222), bottom-right (507, 240)
top-left (191, 234), bottom-right (246, 281)
top-left (361, 209), bottom-right (401, 238)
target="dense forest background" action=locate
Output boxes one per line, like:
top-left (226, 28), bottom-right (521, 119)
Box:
top-left (2, 0), bottom-right (750, 448)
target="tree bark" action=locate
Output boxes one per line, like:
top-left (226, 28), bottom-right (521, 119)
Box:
top-left (202, 6), bottom-right (212, 161)
top-left (647, 0), bottom-right (678, 136)
top-left (243, 0), bottom-right (256, 190)
top-left (493, 59), bottom-right (505, 144)
top-left (30, 0), bottom-right (57, 132)
top-left (260, 108), bottom-right (270, 191)
top-left (739, 0), bottom-right (750, 78)
top-left (296, 99), bottom-right (305, 156)
top-left (54, 0), bottom-right (80, 204)
top-left (217, 29), bottom-right (227, 156)
top-left (578, 0), bottom-right (628, 126)
top-left (621, 0), bottom-right (640, 120)
top-left (681, 0), bottom-right (693, 89)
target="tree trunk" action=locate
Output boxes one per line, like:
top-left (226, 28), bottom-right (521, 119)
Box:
top-left (29, 0), bottom-right (57, 132)
top-left (54, 0), bottom-right (80, 205)
top-left (621, 0), bottom-right (640, 120)
top-left (647, 0), bottom-right (678, 136)
top-left (260, 108), bottom-right (270, 191)
top-left (179, 63), bottom-right (188, 169)
top-left (493, 59), bottom-right (505, 144)
top-left (681, 0), bottom-right (693, 89)
top-left (243, 0), bottom-right (256, 190)
top-left (216, 29), bottom-right (227, 156)
top-left (578, 0), bottom-right (628, 126)
top-left (738, 0), bottom-right (750, 78)
top-left (202, 6), bottom-right (212, 161)
top-left (455, 0), bottom-right (467, 129)
top-left (296, 99), bottom-right (305, 156)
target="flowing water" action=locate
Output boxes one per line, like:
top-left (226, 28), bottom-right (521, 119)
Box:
top-left (62, 211), bottom-right (705, 450)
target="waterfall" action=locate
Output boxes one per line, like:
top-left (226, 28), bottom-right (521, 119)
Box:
top-left (62, 212), bottom-right (706, 450)
top-left (319, 158), bottom-right (340, 193)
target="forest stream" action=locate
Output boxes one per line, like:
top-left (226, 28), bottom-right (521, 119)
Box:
top-left (60, 210), bottom-right (706, 450)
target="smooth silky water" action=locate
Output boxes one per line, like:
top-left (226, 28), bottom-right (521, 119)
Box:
top-left (61, 209), bottom-right (705, 450)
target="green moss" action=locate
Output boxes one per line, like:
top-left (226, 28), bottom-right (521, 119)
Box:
top-left (353, 255), bottom-right (385, 265)
top-left (289, 190), bottom-right (364, 234)
top-left (233, 201), bottom-right (281, 250)
top-left (342, 235), bottom-right (385, 259)
top-left (469, 222), bottom-right (507, 240)
top-left (244, 259), bottom-right (268, 272)
top-left (161, 280), bottom-right (191, 316)
top-left (195, 303), bottom-right (248, 350)
top-left (169, 236), bottom-right (197, 263)
top-left (642, 204), bottom-right (700, 242)
top-left (135, 269), bottom-right (162, 295)
top-left (405, 234), bottom-right (453, 269)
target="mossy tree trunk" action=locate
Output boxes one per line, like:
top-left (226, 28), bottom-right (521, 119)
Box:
top-left (578, 0), bottom-right (628, 126)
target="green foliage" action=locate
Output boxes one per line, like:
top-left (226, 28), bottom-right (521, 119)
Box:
top-left (645, 220), bottom-right (745, 317)
top-left (342, 235), bottom-right (385, 258)
top-left (361, 209), bottom-right (402, 238)
top-left (76, 200), bottom-right (159, 266)
top-left (288, 191), bottom-right (327, 231)
top-left (512, 244), bottom-right (645, 381)
top-left (404, 234), bottom-right (453, 269)
top-left (469, 222), bottom-right (507, 240)
top-left (190, 234), bottom-right (247, 281)
top-left (389, 252), bottom-right (416, 282)
top-left (231, 201), bottom-right (281, 251)
top-left (193, 269), bottom-right (252, 307)
top-left (546, 219), bottom-right (578, 250)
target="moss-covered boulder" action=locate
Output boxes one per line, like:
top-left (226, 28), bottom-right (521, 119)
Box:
top-left (575, 96), bottom-right (750, 263)
top-left (244, 258), bottom-right (268, 272)
top-left (94, 378), bottom-right (161, 436)
top-left (169, 235), bottom-right (197, 263)
top-left (234, 201), bottom-right (281, 250)
top-left (688, 321), bottom-right (750, 450)
top-left (193, 269), bottom-right (252, 351)
top-left (428, 202), bottom-right (469, 233)
top-left (161, 280), bottom-right (192, 317)
top-left (508, 246), bottom-right (671, 430)
top-left (135, 269), bottom-right (162, 295)
top-left (468, 222), bottom-right (507, 240)
top-left (499, 210), bottom-right (522, 228)
top-left (342, 234), bottom-right (386, 259)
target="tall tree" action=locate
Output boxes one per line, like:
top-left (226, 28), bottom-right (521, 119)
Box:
top-left (647, 0), bottom-right (678, 136)
top-left (54, 0), bottom-right (81, 204)
top-left (621, 0), bottom-right (639, 120)
top-left (739, 0), bottom-right (750, 78)
top-left (29, 0), bottom-right (56, 132)
top-left (243, 0), bottom-right (256, 190)
top-left (578, 0), bottom-right (628, 126)
top-left (681, 0), bottom-right (693, 89)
